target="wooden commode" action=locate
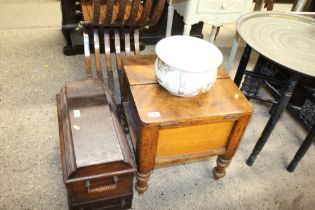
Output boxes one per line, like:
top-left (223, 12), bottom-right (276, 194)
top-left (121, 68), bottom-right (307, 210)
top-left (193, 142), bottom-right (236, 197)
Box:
top-left (121, 55), bottom-right (253, 194)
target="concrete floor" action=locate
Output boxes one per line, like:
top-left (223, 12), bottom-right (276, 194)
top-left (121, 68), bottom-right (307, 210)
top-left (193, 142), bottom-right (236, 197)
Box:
top-left (0, 1), bottom-right (315, 210)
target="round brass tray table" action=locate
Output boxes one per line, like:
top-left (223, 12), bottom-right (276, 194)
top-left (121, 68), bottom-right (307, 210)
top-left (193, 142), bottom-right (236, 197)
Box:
top-left (233, 12), bottom-right (315, 171)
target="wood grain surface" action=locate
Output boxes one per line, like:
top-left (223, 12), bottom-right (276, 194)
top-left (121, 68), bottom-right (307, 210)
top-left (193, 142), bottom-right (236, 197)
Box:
top-left (81, 0), bottom-right (143, 23)
top-left (156, 122), bottom-right (234, 157)
top-left (130, 79), bottom-right (252, 125)
top-left (122, 55), bottom-right (230, 86)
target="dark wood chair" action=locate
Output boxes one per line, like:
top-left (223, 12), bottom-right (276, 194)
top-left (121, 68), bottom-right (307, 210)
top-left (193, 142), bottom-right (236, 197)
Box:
top-left (60, 0), bottom-right (204, 55)
top-left (79, 0), bottom-right (167, 110)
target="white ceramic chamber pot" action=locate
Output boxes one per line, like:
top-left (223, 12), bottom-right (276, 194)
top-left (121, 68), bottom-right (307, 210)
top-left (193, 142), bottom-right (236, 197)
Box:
top-left (155, 35), bottom-right (223, 97)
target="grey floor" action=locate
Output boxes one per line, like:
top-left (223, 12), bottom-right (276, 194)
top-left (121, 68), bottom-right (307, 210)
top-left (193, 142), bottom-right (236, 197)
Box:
top-left (1, 1), bottom-right (315, 210)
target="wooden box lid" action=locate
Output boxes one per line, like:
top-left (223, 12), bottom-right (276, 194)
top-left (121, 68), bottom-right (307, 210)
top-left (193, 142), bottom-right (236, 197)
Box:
top-left (122, 55), bottom-right (253, 125)
top-left (57, 80), bottom-right (135, 183)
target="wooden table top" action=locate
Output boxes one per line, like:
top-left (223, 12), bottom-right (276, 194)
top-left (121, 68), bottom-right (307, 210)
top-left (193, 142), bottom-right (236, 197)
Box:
top-left (122, 55), bottom-right (253, 125)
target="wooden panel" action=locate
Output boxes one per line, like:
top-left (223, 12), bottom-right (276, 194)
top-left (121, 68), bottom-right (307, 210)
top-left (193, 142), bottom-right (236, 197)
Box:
top-left (155, 147), bottom-right (226, 166)
top-left (156, 121), bottom-right (234, 157)
top-left (197, 0), bottom-right (245, 13)
top-left (65, 80), bottom-right (124, 168)
top-left (81, 0), bottom-right (91, 21)
top-left (81, 0), bottom-right (143, 23)
top-left (123, 55), bottom-right (158, 86)
top-left (70, 193), bottom-right (133, 210)
top-left (224, 115), bottom-right (252, 159)
top-left (69, 173), bottom-right (132, 203)
top-left (59, 79), bottom-right (136, 179)
top-left (57, 92), bottom-right (76, 181)
top-left (122, 101), bottom-right (140, 149)
top-left (122, 55), bottom-right (230, 86)
top-left (130, 79), bottom-right (252, 125)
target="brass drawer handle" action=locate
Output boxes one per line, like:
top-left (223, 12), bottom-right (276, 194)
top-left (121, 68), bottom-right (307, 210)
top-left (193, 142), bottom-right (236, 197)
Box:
top-left (75, 10), bottom-right (83, 15)
top-left (160, 122), bottom-right (179, 127)
top-left (85, 176), bottom-right (118, 193)
top-left (224, 115), bottom-right (241, 119)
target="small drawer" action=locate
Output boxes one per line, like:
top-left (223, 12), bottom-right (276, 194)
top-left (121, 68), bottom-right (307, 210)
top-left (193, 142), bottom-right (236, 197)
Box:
top-left (197, 0), bottom-right (245, 13)
top-left (68, 174), bottom-right (133, 203)
top-left (69, 194), bottom-right (133, 210)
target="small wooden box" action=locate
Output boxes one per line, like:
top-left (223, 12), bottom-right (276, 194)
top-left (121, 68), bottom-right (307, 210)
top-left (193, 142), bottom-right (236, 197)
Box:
top-left (121, 55), bottom-right (253, 194)
top-left (57, 80), bottom-right (136, 210)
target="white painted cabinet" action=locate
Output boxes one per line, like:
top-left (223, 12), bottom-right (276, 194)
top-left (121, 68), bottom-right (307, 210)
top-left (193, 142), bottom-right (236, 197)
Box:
top-left (166, 0), bottom-right (253, 41)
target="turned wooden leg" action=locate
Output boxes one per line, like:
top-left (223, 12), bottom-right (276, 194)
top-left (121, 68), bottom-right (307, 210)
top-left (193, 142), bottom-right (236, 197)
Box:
top-left (136, 126), bottom-right (159, 195)
top-left (136, 171), bottom-right (152, 194)
top-left (213, 115), bottom-right (252, 180)
top-left (213, 156), bottom-right (231, 180)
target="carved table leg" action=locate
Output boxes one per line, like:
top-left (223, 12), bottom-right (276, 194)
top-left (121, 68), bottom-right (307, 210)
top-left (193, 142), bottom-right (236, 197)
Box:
top-left (234, 45), bottom-right (252, 87)
top-left (136, 126), bottom-right (159, 194)
top-left (246, 73), bottom-right (301, 166)
top-left (213, 115), bottom-right (252, 180)
top-left (226, 37), bottom-right (239, 71)
top-left (240, 55), bottom-right (265, 98)
top-left (254, 0), bottom-right (264, 11)
top-left (166, 5), bottom-right (175, 37)
top-left (209, 25), bottom-right (217, 43)
top-left (287, 123), bottom-right (315, 172)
